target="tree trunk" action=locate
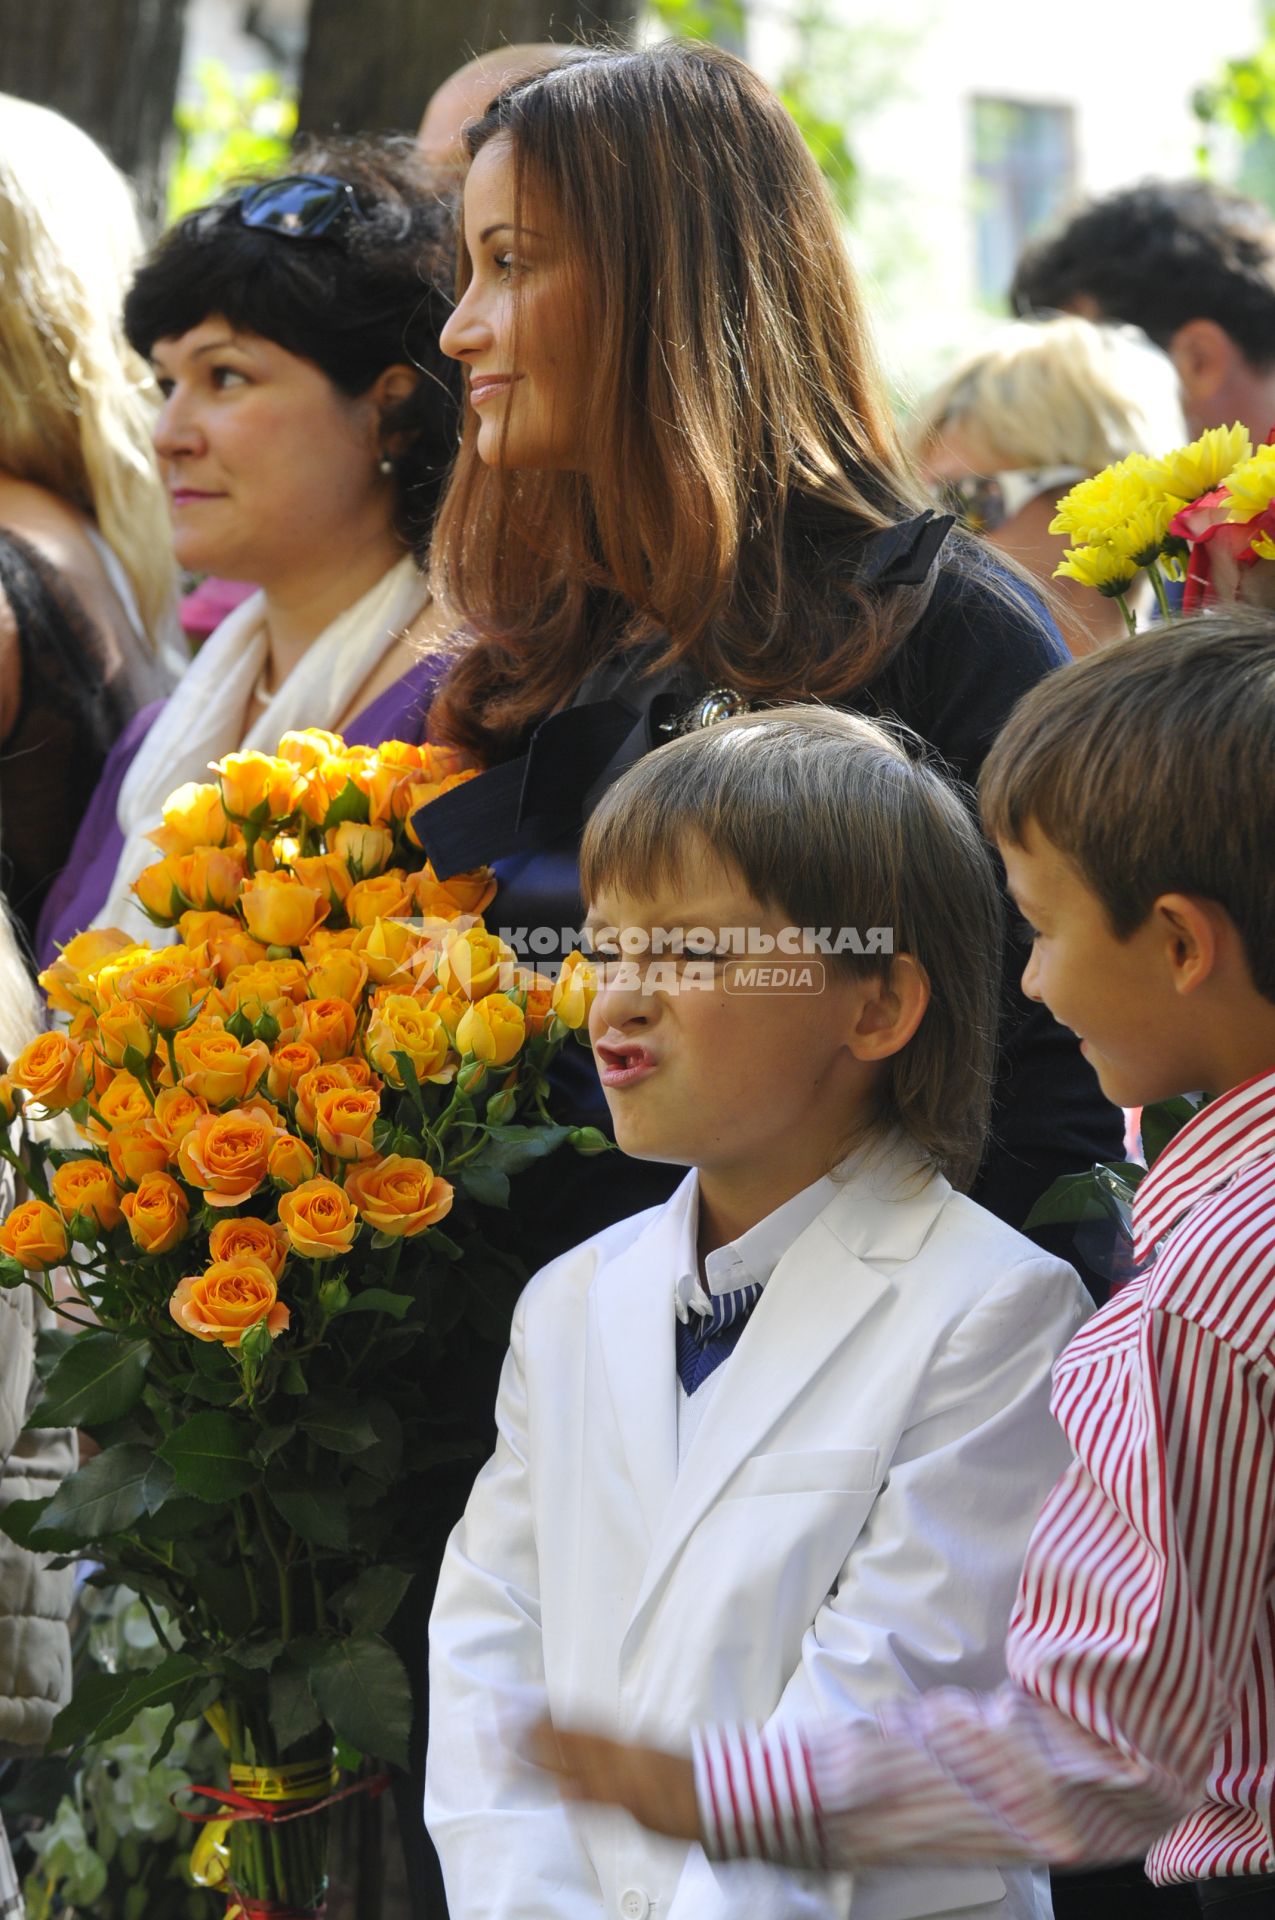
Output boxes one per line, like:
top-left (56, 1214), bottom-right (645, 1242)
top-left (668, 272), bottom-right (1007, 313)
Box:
top-left (297, 0), bottom-right (634, 141)
top-left (0, 0), bottom-right (190, 224)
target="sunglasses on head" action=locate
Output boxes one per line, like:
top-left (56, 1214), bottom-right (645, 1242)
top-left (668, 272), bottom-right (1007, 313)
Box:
top-left (934, 465), bottom-right (1088, 535)
top-left (236, 173), bottom-right (363, 240)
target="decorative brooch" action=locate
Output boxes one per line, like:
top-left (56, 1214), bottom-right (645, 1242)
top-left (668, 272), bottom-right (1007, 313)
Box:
top-left (657, 686), bottom-right (753, 737)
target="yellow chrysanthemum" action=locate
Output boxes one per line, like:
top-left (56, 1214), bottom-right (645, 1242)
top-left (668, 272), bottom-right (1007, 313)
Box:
top-left (1121, 497), bottom-right (1179, 567)
top-left (1223, 443), bottom-right (1275, 521)
top-left (1049, 453), bottom-right (1161, 544)
top-left (1252, 531), bottom-right (1275, 561)
top-left (1054, 543), bottom-right (1138, 597)
top-left (1146, 422), bottom-right (1252, 503)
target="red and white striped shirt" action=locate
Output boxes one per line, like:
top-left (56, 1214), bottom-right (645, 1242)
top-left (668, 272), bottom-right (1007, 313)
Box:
top-left (693, 1066), bottom-right (1275, 1884)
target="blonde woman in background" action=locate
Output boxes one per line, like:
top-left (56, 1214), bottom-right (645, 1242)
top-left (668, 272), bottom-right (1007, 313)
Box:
top-left (910, 316), bottom-right (1184, 654)
top-left (0, 94), bottom-right (178, 951)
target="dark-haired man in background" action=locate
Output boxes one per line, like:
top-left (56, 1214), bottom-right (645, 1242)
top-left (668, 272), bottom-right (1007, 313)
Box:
top-left (1013, 180), bottom-right (1275, 443)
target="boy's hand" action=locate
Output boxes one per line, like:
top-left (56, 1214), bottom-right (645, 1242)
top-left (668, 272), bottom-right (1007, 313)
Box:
top-left (527, 1718), bottom-right (699, 1840)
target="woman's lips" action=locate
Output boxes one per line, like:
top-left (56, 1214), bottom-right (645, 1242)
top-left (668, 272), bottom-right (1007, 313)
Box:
top-left (595, 1041), bottom-right (657, 1089)
top-left (469, 374), bottom-right (518, 407)
top-left (170, 488), bottom-right (225, 508)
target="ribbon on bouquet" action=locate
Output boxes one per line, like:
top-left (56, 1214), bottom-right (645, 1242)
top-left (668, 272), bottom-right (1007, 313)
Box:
top-left (174, 1758), bottom-right (391, 1917)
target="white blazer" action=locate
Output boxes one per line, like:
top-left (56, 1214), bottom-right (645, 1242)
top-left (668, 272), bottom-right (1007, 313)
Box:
top-left (427, 1140), bottom-right (1091, 1920)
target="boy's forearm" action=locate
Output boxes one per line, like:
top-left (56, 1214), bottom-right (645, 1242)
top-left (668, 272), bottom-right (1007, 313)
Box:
top-left (692, 1683), bottom-right (1201, 1874)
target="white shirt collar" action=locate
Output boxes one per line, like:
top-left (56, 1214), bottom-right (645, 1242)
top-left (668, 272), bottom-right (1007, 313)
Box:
top-left (669, 1168), bottom-right (841, 1324)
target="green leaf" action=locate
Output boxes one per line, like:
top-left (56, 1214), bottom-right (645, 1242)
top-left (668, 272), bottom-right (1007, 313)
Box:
top-left (1023, 1172), bottom-right (1117, 1230)
top-left (458, 1164), bottom-right (509, 1208)
top-left (268, 1658), bottom-right (324, 1749)
top-left (265, 1464), bottom-right (349, 1548)
top-left (158, 1411), bottom-right (259, 1501)
top-left (1141, 1094), bottom-right (1206, 1168)
top-left (298, 1397), bottom-right (378, 1454)
top-left (254, 1423), bottom-right (296, 1461)
top-left (307, 1634), bottom-right (412, 1768)
top-left (481, 1123), bottom-right (571, 1176)
top-left (30, 1333), bottom-right (151, 1429)
top-left (50, 1652), bottom-right (209, 1752)
top-left (332, 1566), bottom-right (414, 1636)
top-left (280, 1358), bottom-right (308, 1395)
top-left (0, 1495), bottom-right (81, 1555)
top-left (323, 778), bottom-right (371, 829)
top-left (332, 1288), bottom-right (411, 1320)
top-left (34, 1444), bottom-right (155, 1542)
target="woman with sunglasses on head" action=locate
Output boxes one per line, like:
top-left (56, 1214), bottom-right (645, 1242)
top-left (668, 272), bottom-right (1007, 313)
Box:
top-left (912, 316), bottom-right (1184, 654)
top-left (411, 42), bottom-right (1122, 1287)
top-left (37, 137), bottom-right (462, 966)
top-left (0, 95), bottom-right (179, 958)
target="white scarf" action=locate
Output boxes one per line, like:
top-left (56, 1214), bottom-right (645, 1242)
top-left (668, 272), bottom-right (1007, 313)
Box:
top-left (104, 555), bottom-right (429, 945)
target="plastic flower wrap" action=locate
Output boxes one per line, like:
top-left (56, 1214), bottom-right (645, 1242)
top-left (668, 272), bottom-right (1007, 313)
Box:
top-left (1049, 422), bottom-right (1275, 629)
top-left (0, 729), bottom-right (599, 1916)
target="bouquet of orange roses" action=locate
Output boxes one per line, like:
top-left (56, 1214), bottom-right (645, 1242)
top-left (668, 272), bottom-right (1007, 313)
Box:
top-left (0, 729), bottom-right (598, 1917)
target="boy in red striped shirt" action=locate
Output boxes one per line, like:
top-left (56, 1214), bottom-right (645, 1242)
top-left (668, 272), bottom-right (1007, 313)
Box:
top-left (535, 615), bottom-right (1275, 1916)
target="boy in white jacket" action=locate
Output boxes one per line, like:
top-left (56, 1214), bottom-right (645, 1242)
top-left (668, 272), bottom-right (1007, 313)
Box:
top-left (426, 707), bottom-right (1090, 1920)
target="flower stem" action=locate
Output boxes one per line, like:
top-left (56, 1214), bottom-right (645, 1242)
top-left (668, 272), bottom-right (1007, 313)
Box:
top-left (1115, 593), bottom-right (1138, 637)
top-left (1148, 561), bottom-right (1173, 621)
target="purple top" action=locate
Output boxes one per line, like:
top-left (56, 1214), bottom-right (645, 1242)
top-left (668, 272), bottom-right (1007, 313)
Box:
top-left (36, 656), bottom-right (446, 970)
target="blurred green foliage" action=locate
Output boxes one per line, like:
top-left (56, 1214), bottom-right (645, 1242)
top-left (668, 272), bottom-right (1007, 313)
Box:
top-left (169, 59), bottom-right (297, 220)
top-left (1194, 9), bottom-right (1275, 208)
top-left (644, 0), bottom-right (859, 214)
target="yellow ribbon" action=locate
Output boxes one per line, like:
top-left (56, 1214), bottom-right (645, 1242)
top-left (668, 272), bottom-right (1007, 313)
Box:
top-left (227, 1759), bottom-right (338, 1805)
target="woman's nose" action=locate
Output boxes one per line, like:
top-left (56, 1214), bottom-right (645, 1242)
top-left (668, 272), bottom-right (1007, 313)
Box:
top-left (440, 281), bottom-right (491, 362)
top-left (152, 386), bottom-right (203, 462)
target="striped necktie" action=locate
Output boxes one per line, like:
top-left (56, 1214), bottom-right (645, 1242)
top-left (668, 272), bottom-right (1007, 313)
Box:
top-left (675, 1281), bottom-right (764, 1396)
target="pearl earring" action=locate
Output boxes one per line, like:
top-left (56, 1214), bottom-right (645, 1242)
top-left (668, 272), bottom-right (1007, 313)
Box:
top-left (378, 455), bottom-right (394, 476)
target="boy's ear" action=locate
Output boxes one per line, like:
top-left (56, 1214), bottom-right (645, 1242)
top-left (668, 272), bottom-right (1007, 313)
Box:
top-left (846, 955), bottom-right (930, 1062)
top-left (1152, 893), bottom-right (1223, 996)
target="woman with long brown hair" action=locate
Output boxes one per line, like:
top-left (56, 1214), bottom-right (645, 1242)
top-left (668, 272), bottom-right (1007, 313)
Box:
top-left (414, 40), bottom-right (1120, 1287)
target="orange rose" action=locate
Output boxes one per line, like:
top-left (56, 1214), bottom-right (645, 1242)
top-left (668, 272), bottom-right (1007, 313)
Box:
top-left (455, 992), bottom-right (526, 1067)
top-left (117, 955), bottom-right (203, 1031)
top-left (290, 852), bottom-right (353, 909)
top-left (268, 1133), bottom-right (317, 1189)
top-left (39, 928), bottom-right (135, 1018)
top-left (12, 1033), bottom-right (91, 1113)
top-left (277, 1177), bottom-right (358, 1258)
top-left (302, 927), bottom-right (361, 958)
top-left (197, 924), bottom-right (271, 985)
top-left (293, 1061), bottom-right (373, 1137)
top-left (364, 996), bottom-right (453, 1087)
top-left (436, 926), bottom-right (517, 1002)
top-left (107, 1119), bottom-right (172, 1184)
top-left (208, 1215), bottom-right (289, 1278)
top-left (512, 969), bottom-right (556, 1037)
top-left (224, 960), bottom-right (309, 1029)
top-left (132, 855), bottom-right (189, 924)
top-left (178, 909), bottom-right (241, 950)
top-left (291, 757), bottom-right (351, 828)
top-left (277, 727), bottom-right (345, 770)
top-left (211, 750), bottom-right (299, 822)
top-left (413, 863), bottom-right (497, 921)
top-left (52, 1160), bottom-right (122, 1232)
top-left (96, 999), bottom-right (154, 1070)
top-left (153, 1086), bottom-right (208, 1153)
top-left (305, 949), bottom-right (369, 1007)
top-left (120, 1171), bottom-right (190, 1254)
top-left (178, 1108), bottom-right (280, 1208)
top-left (147, 781), bottom-right (232, 856)
top-left (294, 997), bottom-right (358, 1064)
top-left (345, 870), bottom-right (416, 930)
top-left (170, 1258), bottom-right (289, 1346)
top-left (86, 1073), bottom-right (151, 1142)
top-left (267, 1041), bottom-right (322, 1103)
top-left (329, 821), bottom-right (395, 879)
top-left (174, 1029), bottom-right (271, 1108)
top-left (551, 950), bottom-right (598, 1031)
top-left (350, 917), bottom-right (423, 988)
top-left (415, 984), bottom-right (468, 1042)
top-left (0, 1199), bottom-right (68, 1269)
top-left (313, 1087), bottom-right (380, 1162)
top-left (178, 846), bottom-right (248, 914)
top-left (240, 872), bottom-right (330, 950)
top-left (345, 1154), bottom-right (454, 1237)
